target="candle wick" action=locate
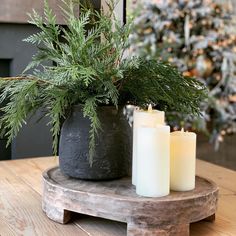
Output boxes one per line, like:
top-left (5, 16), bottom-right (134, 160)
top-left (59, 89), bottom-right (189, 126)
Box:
top-left (148, 104), bottom-right (152, 113)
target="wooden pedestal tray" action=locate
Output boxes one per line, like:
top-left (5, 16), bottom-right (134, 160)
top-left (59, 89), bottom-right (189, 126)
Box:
top-left (42, 167), bottom-right (219, 236)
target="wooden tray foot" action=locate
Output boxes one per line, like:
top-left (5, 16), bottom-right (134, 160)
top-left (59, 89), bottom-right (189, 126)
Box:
top-left (127, 223), bottom-right (189, 236)
top-left (42, 200), bottom-right (71, 224)
top-left (203, 213), bottom-right (215, 222)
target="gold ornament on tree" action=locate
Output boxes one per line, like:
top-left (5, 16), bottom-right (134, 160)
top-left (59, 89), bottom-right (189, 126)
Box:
top-left (195, 55), bottom-right (213, 77)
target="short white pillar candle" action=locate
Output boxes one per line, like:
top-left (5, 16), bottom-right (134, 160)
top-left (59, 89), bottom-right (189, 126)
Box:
top-left (136, 125), bottom-right (170, 197)
top-left (132, 105), bottom-right (165, 186)
top-left (170, 129), bottom-right (197, 191)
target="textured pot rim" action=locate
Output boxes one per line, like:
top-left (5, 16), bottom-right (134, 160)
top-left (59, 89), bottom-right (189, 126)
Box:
top-left (72, 104), bottom-right (128, 111)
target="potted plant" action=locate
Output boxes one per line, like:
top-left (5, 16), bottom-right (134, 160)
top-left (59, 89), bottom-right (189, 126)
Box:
top-left (0, 0), bottom-right (207, 180)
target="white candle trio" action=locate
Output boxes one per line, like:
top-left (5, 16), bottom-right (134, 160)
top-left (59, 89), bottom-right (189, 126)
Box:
top-left (133, 105), bottom-right (196, 197)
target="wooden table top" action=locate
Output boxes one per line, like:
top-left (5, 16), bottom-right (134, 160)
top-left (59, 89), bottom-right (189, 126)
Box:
top-left (0, 157), bottom-right (235, 236)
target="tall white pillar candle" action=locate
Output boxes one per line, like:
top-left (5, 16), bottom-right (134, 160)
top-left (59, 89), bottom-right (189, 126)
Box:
top-left (132, 106), bottom-right (165, 185)
top-left (136, 125), bottom-right (170, 197)
top-left (170, 129), bottom-right (197, 191)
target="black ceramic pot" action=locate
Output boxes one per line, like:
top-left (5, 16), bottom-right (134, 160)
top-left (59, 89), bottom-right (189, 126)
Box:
top-left (59, 105), bottom-right (132, 180)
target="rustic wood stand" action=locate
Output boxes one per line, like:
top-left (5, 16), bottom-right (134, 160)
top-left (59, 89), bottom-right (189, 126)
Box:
top-left (42, 167), bottom-right (218, 236)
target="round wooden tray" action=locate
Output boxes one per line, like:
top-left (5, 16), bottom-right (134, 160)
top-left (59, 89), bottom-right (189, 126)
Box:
top-left (42, 167), bottom-right (219, 236)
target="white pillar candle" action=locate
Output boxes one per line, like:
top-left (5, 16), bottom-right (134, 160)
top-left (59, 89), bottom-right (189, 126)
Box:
top-left (136, 125), bottom-right (170, 197)
top-left (170, 129), bottom-right (197, 191)
top-left (132, 105), bottom-right (165, 185)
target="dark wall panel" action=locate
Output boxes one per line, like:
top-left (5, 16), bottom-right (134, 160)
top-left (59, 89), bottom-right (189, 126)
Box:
top-left (0, 24), bottom-right (53, 159)
top-left (0, 59), bottom-right (11, 160)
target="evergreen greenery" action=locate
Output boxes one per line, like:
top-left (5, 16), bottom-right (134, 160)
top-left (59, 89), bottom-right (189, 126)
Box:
top-left (0, 0), bottom-right (207, 163)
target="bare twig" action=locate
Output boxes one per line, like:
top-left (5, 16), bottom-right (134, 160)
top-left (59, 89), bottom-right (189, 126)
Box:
top-left (0, 76), bottom-right (65, 89)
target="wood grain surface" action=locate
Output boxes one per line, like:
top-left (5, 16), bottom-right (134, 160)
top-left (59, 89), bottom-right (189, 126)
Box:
top-left (0, 157), bottom-right (235, 235)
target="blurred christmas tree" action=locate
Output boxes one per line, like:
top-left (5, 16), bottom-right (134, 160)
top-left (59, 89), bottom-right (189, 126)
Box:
top-left (130, 0), bottom-right (236, 149)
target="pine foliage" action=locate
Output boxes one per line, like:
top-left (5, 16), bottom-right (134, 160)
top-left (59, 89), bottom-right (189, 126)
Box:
top-left (0, 0), bottom-right (207, 163)
top-left (122, 58), bottom-right (207, 114)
